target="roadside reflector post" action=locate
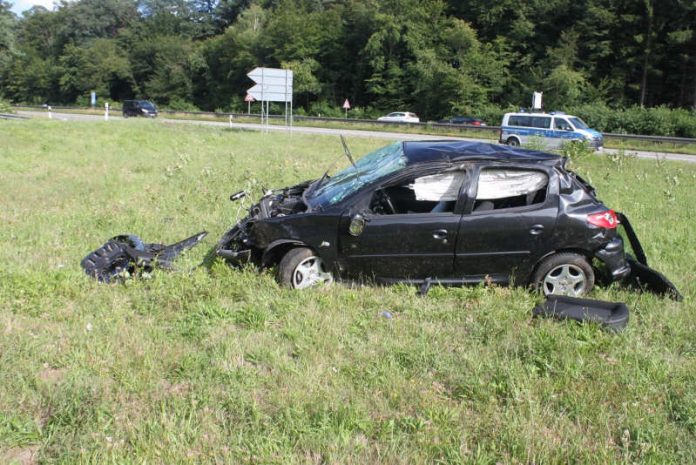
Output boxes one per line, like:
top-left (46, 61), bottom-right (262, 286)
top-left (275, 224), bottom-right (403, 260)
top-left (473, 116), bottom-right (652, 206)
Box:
top-left (104, 102), bottom-right (109, 121)
top-left (229, 114), bottom-right (232, 128)
top-left (47, 106), bottom-right (52, 119)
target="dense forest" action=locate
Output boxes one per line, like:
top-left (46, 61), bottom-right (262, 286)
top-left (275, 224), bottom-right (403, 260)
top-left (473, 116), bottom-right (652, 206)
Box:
top-left (0, 0), bottom-right (695, 122)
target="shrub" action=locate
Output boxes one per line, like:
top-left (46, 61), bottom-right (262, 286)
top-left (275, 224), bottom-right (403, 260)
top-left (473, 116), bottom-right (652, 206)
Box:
top-left (165, 98), bottom-right (200, 112)
top-left (0, 98), bottom-right (12, 113)
top-left (567, 104), bottom-right (696, 138)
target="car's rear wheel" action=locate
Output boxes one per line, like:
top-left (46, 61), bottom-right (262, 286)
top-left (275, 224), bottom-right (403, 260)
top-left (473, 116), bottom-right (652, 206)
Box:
top-left (506, 137), bottom-right (520, 147)
top-left (532, 252), bottom-right (594, 297)
top-left (277, 247), bottom-right (333, 289)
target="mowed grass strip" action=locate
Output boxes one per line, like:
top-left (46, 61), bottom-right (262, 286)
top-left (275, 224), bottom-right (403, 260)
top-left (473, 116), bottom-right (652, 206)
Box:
top-left (1, 119), bottom-right (695, 464)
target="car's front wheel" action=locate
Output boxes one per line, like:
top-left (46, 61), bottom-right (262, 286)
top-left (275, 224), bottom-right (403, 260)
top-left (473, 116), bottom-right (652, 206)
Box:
top-left (277, 247), bottom-right (333, 289)
top-left (532, 252), bottom-right (594, 297)
top-left (506, 137), bottom-right (520, 147)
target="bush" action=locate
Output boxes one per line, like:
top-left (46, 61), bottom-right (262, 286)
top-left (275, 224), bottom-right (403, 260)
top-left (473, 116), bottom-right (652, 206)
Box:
top-left (470, 103), bottom-right (518, 126)
top-left (165, 98), bottom-right (200, 112)
top-left (567, 103), bottom-right (696, 138)
top-left (0, 98), bottom-right (12, 113)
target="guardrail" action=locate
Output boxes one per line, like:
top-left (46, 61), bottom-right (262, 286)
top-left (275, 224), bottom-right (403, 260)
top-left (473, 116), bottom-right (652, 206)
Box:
top-left (0, 113), bottom-right (29, 120)
top-left (14, 104), bottom-right (696, 146)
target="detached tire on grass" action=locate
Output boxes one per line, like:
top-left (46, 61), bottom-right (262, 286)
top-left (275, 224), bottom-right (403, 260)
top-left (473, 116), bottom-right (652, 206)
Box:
top-left (532, 252), bottom-right (594, 297)
top-left (277, 247), bottom-right (333, 289)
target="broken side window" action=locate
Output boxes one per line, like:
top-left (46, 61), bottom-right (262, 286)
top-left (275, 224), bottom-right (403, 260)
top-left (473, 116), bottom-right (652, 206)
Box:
top-left (371, 171), bottom-right (468, 214)
top-left (473, 168), bottom-right (548, 212)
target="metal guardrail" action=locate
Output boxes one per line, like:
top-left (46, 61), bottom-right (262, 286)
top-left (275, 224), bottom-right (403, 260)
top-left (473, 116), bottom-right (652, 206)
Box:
top-left (0, 113), bottom-right (29, 120)
top-left (14, 104), bottom-right (696, 146)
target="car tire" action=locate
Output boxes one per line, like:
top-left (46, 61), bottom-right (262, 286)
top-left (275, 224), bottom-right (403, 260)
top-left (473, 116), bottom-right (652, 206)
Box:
top-left (532, 252), bottom-right (594, 297)
top-left (506, 137), bottom-right (520, 147)
top-left (277, 247), bottom-right (333, 289)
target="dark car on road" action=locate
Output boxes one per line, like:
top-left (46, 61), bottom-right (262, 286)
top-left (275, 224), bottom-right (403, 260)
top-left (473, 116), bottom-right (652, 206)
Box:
top-left (122, 100), bottom-right (158, 118)
top-left (213, 140), bottom-right (655, 296)
top-left (439, 116), bottom-right (486, 126)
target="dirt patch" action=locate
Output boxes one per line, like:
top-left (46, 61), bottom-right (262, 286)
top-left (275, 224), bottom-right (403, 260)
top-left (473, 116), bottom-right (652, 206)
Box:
top-left (1, 445), bottom-right (40, 465)
top-left (38, 366), bottom-right (65, 385)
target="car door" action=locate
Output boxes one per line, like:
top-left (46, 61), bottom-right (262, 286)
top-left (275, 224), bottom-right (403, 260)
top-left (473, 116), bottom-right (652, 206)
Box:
top-left (552, 117), bottom-right (576, 147)
top-left (454, 165), bottom-right (559, 283)
top-left (339, 169), bottom-right (469, 281)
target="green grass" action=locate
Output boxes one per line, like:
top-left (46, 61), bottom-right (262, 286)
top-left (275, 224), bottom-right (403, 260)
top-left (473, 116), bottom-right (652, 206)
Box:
top-left (17, 105), bottom-right (696, 155)
top-left (1, 119), bottom-right (695, 464)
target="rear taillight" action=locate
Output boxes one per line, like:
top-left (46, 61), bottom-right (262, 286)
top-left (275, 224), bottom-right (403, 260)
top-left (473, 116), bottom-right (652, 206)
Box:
top-left (473, 121), bottom-right (481, 126)
top-left (587, 210), bottom-right (618, 229)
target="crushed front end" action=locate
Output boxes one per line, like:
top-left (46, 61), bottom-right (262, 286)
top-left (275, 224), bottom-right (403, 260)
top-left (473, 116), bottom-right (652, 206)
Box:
top-left (215, 181), bottom-right (312, 267)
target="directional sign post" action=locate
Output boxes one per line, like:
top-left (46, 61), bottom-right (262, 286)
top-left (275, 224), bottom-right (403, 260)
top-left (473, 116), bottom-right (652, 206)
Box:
top-left (246, 67), bottom-right (293, 131)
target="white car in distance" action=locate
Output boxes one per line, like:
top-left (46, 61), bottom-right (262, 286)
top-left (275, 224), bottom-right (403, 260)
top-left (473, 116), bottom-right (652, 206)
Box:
top-left (377, 112), bottom-right (420, 123)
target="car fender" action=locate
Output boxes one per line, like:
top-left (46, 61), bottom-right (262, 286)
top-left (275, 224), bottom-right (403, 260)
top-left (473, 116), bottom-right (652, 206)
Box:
top-left (261, 239), bottom-right (310, 267)
top-left (527, 247), bottom-right (593, 284)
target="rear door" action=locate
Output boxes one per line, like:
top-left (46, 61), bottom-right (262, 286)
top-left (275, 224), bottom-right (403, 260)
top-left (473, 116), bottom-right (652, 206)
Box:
top-left (454, 165), bottom-right (559, 283)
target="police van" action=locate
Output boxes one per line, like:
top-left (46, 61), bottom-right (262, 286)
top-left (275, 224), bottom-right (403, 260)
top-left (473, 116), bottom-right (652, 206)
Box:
top-left (499, 112), bottom-right (603, 150)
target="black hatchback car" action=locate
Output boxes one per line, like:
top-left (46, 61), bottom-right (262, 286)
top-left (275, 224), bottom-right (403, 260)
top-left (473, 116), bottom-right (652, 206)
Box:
top-left (215, 141), bottom-right (649, 296)
top-left (122, 100), bottom-right (158, 118)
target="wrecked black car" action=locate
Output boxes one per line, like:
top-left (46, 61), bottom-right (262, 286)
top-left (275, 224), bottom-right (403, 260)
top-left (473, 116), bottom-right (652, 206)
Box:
top-left (214, 140), bottom-right (679, 298)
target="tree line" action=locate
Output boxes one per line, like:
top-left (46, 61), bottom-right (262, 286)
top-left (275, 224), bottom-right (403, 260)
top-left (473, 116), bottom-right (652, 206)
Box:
top-left (0, 0), bottom-right (695, 122)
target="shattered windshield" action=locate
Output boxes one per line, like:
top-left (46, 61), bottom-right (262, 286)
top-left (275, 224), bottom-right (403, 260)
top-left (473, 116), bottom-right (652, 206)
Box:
top-left (307, 142), bottom-right (407, 208)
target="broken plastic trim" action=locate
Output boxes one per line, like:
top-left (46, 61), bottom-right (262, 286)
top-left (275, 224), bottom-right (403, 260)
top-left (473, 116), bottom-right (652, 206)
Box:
top-left (617, 212), bottom-right (682, 301)
top-left (533, 295), bottom-right (629, 332)
top-left (81, 232), bottom-right (207, 283)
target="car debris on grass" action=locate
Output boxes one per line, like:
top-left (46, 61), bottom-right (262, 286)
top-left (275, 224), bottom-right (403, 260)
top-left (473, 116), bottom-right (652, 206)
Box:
top-left (82, 139), bottom-right (680, 303)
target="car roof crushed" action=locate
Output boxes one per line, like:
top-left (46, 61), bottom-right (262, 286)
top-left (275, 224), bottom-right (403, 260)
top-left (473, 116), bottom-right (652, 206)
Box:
top-left (403, 141), bottom-right (561, 166)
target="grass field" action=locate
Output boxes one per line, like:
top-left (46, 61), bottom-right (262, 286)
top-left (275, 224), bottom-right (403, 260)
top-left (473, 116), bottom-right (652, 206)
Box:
top-left (1, 119), bottom-right (695, 464)
top-left (15, 106), bottom-right (696, 156)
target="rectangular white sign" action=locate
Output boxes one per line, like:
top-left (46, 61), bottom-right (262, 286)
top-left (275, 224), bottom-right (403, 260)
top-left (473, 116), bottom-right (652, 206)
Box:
top-left (247, 67), bottom-right (293, 103)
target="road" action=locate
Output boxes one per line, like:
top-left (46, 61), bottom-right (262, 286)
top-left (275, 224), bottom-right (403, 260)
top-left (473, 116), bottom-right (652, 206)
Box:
top-left (17, 110), bottom-right (696, 164)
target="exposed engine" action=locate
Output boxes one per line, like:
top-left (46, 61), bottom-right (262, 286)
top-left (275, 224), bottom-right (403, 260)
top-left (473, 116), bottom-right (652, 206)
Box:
top-left (250, 181), bottom-right (310, 219)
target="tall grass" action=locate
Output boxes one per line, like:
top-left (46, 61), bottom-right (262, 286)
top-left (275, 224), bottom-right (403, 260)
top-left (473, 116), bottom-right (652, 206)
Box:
top-left (1, 120), bottom-right (695, 464)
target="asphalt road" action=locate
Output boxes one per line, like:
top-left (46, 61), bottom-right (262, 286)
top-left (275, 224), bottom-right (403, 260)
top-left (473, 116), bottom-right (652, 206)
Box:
top-left (17, 110), bottom-right (696, 164)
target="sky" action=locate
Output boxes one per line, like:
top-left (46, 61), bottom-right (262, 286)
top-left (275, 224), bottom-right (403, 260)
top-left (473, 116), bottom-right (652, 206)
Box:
top-left (9, 0), bottom-right (57, 14)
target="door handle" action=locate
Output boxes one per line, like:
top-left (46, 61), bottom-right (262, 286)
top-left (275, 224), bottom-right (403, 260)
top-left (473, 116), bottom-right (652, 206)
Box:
top-left (432, 229), bottom-right (448, 240)
top-left (529, 224), bottom-right (545, 235)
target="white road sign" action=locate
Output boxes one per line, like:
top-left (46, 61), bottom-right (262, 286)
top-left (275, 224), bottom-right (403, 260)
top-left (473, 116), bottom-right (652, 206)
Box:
top-left (246, 67), bottom-right (293, 103)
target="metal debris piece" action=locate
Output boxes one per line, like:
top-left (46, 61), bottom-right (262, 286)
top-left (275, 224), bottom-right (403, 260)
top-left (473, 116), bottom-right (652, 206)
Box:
top-left (81, 232), bottom-right (207, 282)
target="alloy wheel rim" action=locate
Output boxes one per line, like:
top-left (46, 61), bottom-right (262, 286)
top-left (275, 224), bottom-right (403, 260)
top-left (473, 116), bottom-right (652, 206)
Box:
top-left (543, 264), bottom-right (586, 296)
top-left (292, 256), bottom-right (333, 289)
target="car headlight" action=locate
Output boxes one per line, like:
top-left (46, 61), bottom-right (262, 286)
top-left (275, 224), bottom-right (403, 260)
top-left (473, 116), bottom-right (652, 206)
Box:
top-left (141, 109), bottom-right (149, 114)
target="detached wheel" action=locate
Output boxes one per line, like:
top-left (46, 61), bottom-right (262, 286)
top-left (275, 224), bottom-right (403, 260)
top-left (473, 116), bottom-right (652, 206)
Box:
top-left (506, 137), bottom-right (520, 147)
top-left (277, 247), bottom-right (333, 289)
top-left (532, 252), bottom-right (594, 297)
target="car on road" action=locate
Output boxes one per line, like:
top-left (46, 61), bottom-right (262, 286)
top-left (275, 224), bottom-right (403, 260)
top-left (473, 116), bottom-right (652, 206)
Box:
top-left (377, 112), bottom-right (420, 123)
top-left (500, 111), bottom-right (603, 150)
top-left (438, 116), bottom-right (487, 126)
top-left (215, 140), bottom-right (647, 296)
top-left (122, 100), bottom-right (158, 118)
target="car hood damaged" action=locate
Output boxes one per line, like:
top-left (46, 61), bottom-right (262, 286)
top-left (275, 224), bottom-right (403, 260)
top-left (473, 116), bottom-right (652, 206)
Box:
top-left (81, 232), bottom-right (207, 282)
top-left (215, 181), bottom-right (315, 264)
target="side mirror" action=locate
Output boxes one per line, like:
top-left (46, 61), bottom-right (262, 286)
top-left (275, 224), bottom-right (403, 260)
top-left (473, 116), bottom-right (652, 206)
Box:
top-left (348, 214), bottom-right (367, 237)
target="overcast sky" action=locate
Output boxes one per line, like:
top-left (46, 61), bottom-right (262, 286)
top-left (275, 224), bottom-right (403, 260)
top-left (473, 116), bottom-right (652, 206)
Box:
top-left (10, 0), bottom-right (57, 14)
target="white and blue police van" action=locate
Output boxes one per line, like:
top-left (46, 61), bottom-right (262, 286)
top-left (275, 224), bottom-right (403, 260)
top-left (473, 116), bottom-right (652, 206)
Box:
top-left (499, 112), bottom-right (603, 150)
